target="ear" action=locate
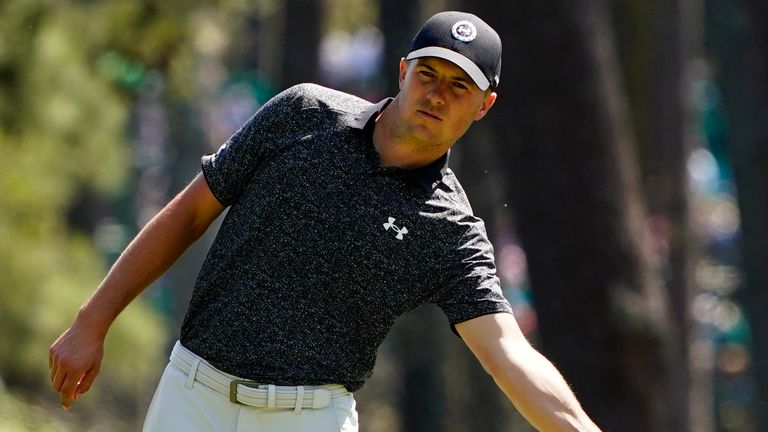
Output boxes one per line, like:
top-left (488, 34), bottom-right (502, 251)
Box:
top-left (398, 58), bottom-right (408, 89)
top-left (473, 91), bottom-right (497, 121)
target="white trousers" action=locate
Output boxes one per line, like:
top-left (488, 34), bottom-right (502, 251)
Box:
top-left (142, 343), bottom-right (359, 432)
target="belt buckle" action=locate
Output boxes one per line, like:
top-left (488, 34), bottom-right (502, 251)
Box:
top-left (229, 379), bottom-right (259, 405)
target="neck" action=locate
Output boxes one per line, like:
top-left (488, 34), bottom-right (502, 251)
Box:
top-left (372, 96), bottom-right (451, 169)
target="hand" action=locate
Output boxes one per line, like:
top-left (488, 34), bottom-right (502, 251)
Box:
top-left (49, 319), bottom-right (105, 411)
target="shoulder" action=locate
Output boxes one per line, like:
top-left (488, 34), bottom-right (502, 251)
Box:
top-left (275, 83), bottom-right (373, 119)
top-left (435, 168), bottom-right (475, 217)
top-left (430, 169), bottom-right (493, 247)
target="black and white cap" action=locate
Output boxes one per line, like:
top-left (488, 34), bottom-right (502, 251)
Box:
top-left (406, 11), bottom-right (502, 91)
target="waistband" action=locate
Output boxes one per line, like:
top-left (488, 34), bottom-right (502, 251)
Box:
top-left (169, 341), bottom-right (349, 411)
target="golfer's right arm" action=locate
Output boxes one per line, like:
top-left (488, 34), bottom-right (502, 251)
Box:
top-left (48, 173), bottom-right (225, 411)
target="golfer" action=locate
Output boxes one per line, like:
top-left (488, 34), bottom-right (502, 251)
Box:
top-left (50, 11), bottom-right (601, 432)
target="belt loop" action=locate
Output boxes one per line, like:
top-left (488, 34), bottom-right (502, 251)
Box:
top-left (185, 358), bottom-right (201, 390)
top-left (267, 384), bottom-right (276, 409)
top-left (294, 386), bottom-right (305, 414)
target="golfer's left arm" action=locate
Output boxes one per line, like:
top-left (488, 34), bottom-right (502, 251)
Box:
top-left (456, 313), bottom-right (602, 432)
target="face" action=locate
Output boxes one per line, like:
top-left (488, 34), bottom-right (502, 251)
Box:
top-left (393, 57), bottom-right (497, 150)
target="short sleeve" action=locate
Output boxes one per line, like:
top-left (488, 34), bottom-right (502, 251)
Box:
top-left (201, 85), bottom-right (304, 206)
top-left (431, 218), bottom-right (514, 332)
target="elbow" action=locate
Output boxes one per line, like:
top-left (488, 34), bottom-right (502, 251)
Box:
top-left (189, 217), bottom-right (212, 240)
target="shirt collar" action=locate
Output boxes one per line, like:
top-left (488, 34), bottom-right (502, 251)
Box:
top-left (349, 97), bottom-right (393, 130)
top-left (349, 97), bottom-right (450, 193)
top-left (409, 151), bottom-right (451, 192)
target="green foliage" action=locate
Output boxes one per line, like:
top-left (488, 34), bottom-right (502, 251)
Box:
top-left (1, 0), bottom-right (293, 426)
top-left (0, 0), bottom-right (168, 424)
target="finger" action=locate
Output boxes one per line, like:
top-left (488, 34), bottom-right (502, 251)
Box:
top-left (52, 367), bottom-right (67, 393)
top-left (60, 390), bottom-right (73, 411)
top-left (60, 372), bottom-right (81, 401)
top-left (50, 358), bottom-right (58, 383)
top-left (49, 334), bottom-right (64, 376)
top-left (75, 364), bottom-right (100, 395)
top-left (49, 348), bottom-right (59, 382)
top-left (59, 373), bottom-right (82, 411)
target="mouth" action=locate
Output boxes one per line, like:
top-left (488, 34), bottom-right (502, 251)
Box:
top-left (417, 110), bottom-right (443, 121)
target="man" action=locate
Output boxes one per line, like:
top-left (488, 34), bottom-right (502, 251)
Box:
top-left (49, 11), bottom-right (601, 432)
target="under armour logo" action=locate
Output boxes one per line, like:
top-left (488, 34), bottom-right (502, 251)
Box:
top-left (383, 217), bottom-right (408, 240)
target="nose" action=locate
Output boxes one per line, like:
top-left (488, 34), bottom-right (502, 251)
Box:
top-left (425, 82), bottom-right (447, 105)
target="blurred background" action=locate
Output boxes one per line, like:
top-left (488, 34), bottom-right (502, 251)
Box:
top-left (1, 0), bottom-right (766, 430)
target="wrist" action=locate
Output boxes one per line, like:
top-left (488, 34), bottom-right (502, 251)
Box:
top-left (74, 305), bottom-right (112, 339)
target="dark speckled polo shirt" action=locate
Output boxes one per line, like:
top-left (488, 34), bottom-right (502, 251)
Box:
top-left (179, 83), bottom-right (513, 391)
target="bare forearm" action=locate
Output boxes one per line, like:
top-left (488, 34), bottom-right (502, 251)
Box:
top-left (50, 174), bottom-right (223, 411)
top-left (458, 313), bottom-right (601, 431)
top-left (79, 207), bottom-right (200, 331)
top-left (489, 340), bottom-right (600, 432)
top-left (77, 176), bottom-right (220, 333)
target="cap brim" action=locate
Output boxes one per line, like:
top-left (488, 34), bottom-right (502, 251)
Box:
top-left (406, 47), bottom-right (491, 91)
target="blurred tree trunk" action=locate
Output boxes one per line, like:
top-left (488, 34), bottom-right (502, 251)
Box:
top-left (463, 0), bottom-right (679, 430)
top-left (644, 1), bottom-right (701, 430)
top-left (379, 0), bottom-right (421, 94)
top-left (614, 0), bottom-right (703, 429)
top-left (280, 0), bottom-right (323, 88)
top-left (706, 0), bottom-right (768, 428)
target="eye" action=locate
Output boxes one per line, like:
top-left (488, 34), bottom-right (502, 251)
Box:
top-left (419, 70), bottom-right (435, 78)
top-left (452, 81), bottom-right (469, 90)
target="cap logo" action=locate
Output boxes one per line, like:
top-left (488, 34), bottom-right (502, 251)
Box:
top-left (451, 20), bottom-right (477, 42)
